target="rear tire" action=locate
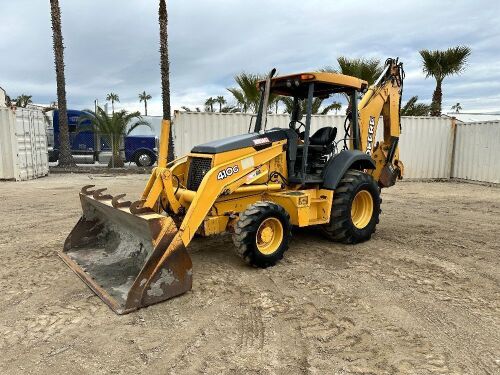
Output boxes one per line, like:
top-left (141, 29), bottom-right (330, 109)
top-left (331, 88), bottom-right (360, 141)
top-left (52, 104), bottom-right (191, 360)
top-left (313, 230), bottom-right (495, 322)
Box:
top-left (321, 170), bottom-right (380, 244)
top-left (135, 151), bottom-right (156, 167)
top-left (233, 202), bottom-right (292, 268)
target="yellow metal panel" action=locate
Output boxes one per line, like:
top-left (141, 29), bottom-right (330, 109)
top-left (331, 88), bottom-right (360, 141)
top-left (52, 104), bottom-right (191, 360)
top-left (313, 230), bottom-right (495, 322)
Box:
top-left (201, 216), bottom-right (230, 236)
top-left (212, 146), bottom-right (259, 166)
top-left (158, 120), bottom-right (170, 168)
top-left (268, 190), bottom-right (309, 226)
top-left (212, 193), bottom-right (264, 216)
top-left (171, 158), bottom-right (187, 187)
top-left (260, 72), bottom-right (368, 92)
top-left (268, 189), bottom-right (333, 227)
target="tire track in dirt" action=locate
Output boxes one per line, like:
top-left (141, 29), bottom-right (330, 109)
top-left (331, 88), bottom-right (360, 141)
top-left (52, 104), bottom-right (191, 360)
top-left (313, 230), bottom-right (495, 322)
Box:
top-left (1, 177), bottom-right (499, 374)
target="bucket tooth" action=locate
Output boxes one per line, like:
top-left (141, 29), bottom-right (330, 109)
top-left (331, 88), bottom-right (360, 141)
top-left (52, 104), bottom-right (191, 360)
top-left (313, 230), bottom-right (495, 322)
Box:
top-left (112, 194), bottom-right (132, 208)
top-left (93, 188), bottom-right (113, 200)
top-left (130, 199), bottom-right (154, 215)
top-left (81, 184), bottom-right (96, 195)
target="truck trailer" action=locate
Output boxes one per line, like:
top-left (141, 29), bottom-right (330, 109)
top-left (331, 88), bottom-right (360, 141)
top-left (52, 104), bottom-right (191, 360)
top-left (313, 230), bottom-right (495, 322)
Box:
top-left (47, 109), bottom-right (157, 166)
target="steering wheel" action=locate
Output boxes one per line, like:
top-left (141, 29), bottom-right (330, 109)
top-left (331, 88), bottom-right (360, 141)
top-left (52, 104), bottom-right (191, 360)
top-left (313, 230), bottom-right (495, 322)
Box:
top-left (294, 121), bottom-right (305, 135)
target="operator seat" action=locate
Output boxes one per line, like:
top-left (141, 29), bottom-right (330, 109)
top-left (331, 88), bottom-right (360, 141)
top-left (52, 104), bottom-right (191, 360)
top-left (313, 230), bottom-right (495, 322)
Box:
top-left (295, 126), bottom-right (338, 176)
top-left (299, 126), bottom-right (337, 148)
top-left (309, 126), bottom-right (337, 148)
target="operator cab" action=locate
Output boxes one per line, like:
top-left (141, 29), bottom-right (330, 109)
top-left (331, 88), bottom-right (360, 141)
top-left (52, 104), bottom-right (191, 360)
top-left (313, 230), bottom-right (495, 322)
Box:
top-left (256, 72), bottom-right (368, 185)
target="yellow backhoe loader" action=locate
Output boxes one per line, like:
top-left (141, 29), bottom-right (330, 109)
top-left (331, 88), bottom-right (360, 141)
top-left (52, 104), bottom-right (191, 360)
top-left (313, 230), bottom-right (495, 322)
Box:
top-left (61, 58), bottom-right (405, 314)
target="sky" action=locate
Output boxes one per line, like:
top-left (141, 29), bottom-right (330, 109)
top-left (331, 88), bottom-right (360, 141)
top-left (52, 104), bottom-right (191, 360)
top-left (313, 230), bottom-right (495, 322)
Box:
top-left (1, 0), bottom-right (499, 115)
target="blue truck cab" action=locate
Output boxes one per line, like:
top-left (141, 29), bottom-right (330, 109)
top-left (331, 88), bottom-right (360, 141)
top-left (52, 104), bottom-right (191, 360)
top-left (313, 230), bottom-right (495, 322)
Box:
top-left (48, 109), bottom-right (157, 166)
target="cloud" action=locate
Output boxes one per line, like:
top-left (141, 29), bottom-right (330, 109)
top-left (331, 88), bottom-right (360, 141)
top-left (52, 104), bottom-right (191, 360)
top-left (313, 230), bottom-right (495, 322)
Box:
top-left (0, 0), bottom-right (498, 113)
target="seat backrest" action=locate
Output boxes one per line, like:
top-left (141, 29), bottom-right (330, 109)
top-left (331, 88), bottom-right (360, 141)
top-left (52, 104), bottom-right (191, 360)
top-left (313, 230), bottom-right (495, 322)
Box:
top-left (309, 126), bottom-right (337, 146)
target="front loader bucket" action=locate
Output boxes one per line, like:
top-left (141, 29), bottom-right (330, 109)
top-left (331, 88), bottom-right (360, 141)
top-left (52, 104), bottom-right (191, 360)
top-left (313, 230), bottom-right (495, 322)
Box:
top-left (60, 187), bottom-right (192, 314)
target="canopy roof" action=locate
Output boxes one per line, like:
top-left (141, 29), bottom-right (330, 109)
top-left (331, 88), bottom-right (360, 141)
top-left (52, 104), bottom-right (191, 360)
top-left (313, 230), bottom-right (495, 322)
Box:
top-left (259, 72), bottom-right (368, 98)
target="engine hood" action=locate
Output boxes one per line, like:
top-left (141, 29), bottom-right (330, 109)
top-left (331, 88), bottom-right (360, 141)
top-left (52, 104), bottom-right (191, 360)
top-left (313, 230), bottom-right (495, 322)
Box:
top-left (190, 129), bottom-right (291, 154)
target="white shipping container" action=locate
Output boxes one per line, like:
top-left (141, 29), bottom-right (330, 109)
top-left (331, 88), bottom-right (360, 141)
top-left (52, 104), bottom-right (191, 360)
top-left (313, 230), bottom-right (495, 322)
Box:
top-left (453, 121), bottom-right (500, 183)
top-left (0, 107), bottom-right (49, 181)
top-left (398, 116), bottom-right (454, 179)
top-left (172, 111), bottom-right (347, 157)
top-left (0, 86), bottom-right (6, 107)
top-left (172, 112), bottom-right (454, 180)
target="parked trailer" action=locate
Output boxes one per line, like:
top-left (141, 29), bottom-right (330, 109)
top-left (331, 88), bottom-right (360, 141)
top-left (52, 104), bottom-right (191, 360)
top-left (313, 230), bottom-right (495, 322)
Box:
top-left (48, 109), bottom-right (158, 166)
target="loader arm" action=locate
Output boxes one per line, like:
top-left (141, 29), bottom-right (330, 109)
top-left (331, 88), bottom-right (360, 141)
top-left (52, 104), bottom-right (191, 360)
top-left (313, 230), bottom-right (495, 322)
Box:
top-left (356, 58), bottom-right (405, 187)
top-left (136, 142), bottom-right (286, 300)
top-left (177, 142), bottom-right (286, 245)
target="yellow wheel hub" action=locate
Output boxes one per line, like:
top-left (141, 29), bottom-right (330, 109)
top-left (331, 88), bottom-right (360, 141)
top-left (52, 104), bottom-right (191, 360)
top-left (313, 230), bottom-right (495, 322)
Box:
top-left (256, 217), bottom-right (283, 255)
top-left (351, 190), bottom-right (374, 229)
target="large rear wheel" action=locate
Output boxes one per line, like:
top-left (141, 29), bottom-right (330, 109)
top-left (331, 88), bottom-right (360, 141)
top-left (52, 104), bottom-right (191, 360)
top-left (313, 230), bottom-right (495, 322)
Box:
top-left (233, 202), bottom-right (292, 268)
top-left (321, 170), bottom-right (380, 244)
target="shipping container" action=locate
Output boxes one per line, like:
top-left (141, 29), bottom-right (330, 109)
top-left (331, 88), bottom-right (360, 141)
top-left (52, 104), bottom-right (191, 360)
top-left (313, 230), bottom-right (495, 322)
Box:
top-left (0, 107), bottom-right (49, 181)
top-left (398, 116), bottom-right (454, 179)
top-left (172, 112), bottom-right (454, 180)
top-left (452, 121), bottom-right (500, 183)
top-left (0, 86), bottom-right (6, 107)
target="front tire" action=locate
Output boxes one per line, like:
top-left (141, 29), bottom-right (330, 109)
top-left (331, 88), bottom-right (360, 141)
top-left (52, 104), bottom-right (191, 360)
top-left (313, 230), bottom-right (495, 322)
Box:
top-left (321, 170), bottom-right (380, 244)
top-left (232, 202), bottom-right (292, 268)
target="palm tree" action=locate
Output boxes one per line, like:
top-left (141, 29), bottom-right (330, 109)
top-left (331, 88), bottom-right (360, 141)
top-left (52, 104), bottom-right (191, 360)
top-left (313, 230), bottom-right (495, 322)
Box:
top-left (159, 0), bottom-right (174, 161)
top-left (323, 57), bottom-right (383, 85)
top-left (216, 96), bottom-right (226, 112)
top-left (322, 57), bottom-right (383, 113)
top-left (106, 92), bottom-right (120, 113)
top-left (204, 97), bottom-right (216, 112)
top-left (451, 103), bottom-right (462, 113)
top-left (227, 72), bottom-right (279, 113)
top-left (281, 97), bottom-right (341, 115)
top-left (401, 96), bottom-right (431, 116)
top-left (15, 94), bottom-right (33, 108)
top-left (138, 91), bottom-right (152, 115)
top-left (420, 46), bottom-right (471, 116)
top-left (220, 105), bottom-right (240, 113)
top-left (321, 102), bottom-right (342, 115)
top-left (227, 73), bottom-right (261, 113)
top-left (78, 107), bottom-right (149, 168)
top-left (49, 0), bottom-right (74, 167)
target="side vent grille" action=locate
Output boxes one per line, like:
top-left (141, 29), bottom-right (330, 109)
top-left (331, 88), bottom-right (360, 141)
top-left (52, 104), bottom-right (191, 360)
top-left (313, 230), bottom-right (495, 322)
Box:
top-left (186, 157), bottom-right (212, 191)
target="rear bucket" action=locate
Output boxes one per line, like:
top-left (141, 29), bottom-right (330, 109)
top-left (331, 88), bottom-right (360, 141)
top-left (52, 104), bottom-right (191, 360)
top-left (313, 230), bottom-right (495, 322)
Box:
top-left (60, 188), bottom-right (192, 314)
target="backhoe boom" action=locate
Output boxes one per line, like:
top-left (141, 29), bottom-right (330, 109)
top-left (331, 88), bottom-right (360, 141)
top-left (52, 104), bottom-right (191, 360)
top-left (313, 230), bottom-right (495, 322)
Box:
top-left (357, 58), bottom-right (405, 186)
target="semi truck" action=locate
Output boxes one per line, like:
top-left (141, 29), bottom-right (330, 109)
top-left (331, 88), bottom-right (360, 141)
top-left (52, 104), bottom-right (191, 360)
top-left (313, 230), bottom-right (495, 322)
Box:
top-left (47, 109), bottom-right (157, 166)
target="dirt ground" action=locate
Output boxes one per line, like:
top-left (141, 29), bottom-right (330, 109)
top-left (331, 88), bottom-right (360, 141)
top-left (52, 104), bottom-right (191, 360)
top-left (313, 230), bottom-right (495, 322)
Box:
top-left (0, 174), bottom-right (498, 375)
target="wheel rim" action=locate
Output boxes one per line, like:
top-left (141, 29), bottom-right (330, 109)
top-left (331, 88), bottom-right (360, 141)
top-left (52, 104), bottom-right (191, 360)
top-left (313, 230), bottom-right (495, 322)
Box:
top-left (351, 190), bottom-right (374, 229)
top-left (256, 217), bottom-right (283, 255)
top-left (138, 154), bottom-right (151, 166)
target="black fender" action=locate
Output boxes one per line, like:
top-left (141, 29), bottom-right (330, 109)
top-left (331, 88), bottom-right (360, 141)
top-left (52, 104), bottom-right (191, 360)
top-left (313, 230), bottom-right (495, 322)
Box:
top-left (322, 150), bottom-right (376, 190)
